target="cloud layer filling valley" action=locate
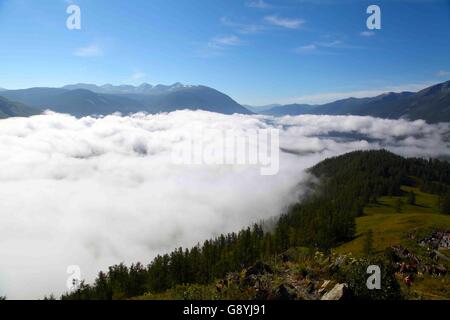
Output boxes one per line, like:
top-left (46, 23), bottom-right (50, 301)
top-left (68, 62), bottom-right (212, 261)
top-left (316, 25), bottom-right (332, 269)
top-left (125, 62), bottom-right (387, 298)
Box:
top-left (0, 110), bottom-right (449, 298)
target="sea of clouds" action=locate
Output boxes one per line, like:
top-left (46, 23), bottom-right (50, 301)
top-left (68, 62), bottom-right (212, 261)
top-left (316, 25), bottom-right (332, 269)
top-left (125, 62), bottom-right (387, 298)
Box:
top-left (0, 110), bottom-right (449, 299)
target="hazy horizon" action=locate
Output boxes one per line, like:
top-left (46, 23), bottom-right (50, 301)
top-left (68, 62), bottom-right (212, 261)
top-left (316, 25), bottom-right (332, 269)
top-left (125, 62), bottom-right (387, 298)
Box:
top-left (0, 79), bottom-right (445, 106)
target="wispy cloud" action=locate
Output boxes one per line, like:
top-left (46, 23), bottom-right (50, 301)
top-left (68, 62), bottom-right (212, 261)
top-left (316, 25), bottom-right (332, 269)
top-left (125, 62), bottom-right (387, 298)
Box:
top-left (294, 44), bottom-right (317, 53)
top-left (295, 39), bottom-right (362, 54)
top-left (315, 40), bottom-right (343, 48)
top-left (436, 70), bottom-right (450, 77)
top-left (264, 15), bottom-right (304, 29)
top-left (196, 35), bottom-right (244, 58)
top-left (360, 31), bottom-right (375, 37)
top-left (131, 71), bottom-right (147, 81)
top-left (246, 0), bottom-right (271, 9)
top-left (221, 17), bottom-right (265, 34)
top-left (209, 35), bottom-right (243, 48)
top-left (73, 44), bottom-right (103, 57)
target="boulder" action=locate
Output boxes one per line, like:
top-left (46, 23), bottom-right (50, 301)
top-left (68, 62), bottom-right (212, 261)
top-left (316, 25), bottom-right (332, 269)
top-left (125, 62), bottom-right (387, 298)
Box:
top-left (245, 261), bottom-right (273, 277)
top-left (321, 283), bottom-right (351, 300)
top-left (271, 284), bottom-right (297, 300)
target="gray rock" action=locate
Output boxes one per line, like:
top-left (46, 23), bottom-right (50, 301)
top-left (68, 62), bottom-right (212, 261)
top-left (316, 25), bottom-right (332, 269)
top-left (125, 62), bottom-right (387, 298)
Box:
top-left (321, 283), bottom-right (350, 300)
top-left (272, 284), bottom-right (297, 300)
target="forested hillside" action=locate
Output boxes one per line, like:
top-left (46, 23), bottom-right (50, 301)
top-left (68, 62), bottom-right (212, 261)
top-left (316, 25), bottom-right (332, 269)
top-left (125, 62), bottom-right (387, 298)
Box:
top-left (60, 150), bottom-right (450, 300)
top-left (0, 96), bottom-right (40, 119)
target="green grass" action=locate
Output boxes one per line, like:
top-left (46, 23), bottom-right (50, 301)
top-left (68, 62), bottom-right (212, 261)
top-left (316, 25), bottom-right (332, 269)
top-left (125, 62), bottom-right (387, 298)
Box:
top-left (335, 186), bottom-right (450, 255)
top-left (399, 275), bottom-right (450, 300)
top-left (334, 186), bottom-right (450, 254)
top-left (334, 186), bottom-right (450, 300)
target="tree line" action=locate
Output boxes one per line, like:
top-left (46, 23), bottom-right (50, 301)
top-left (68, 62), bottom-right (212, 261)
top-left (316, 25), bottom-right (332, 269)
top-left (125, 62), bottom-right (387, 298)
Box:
top-left (61, 150), bottom-right (450, 300)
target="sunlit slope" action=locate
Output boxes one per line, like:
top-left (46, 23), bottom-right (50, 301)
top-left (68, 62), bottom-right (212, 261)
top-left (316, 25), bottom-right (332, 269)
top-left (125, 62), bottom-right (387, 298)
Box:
top-left (335, 186), bottom-right (450, 255)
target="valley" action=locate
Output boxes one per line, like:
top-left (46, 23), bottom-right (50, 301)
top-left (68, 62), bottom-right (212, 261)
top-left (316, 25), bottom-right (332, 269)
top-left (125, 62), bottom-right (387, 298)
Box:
top-left (59, 150), bottom-right (450, 300)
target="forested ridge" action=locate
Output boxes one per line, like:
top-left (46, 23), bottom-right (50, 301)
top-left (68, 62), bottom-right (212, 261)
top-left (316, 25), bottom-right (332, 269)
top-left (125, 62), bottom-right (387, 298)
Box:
top-left (61, 150), bottom-right (450, 300)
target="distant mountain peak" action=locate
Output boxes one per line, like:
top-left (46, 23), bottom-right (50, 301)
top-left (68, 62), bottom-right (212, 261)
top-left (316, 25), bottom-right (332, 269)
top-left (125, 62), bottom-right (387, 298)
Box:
top-left (61, 82), bottom-right (195, 95)
top-left (417, 80), bottom-right (450, 97)
top-left (138, 83), bottom-right (153, 89)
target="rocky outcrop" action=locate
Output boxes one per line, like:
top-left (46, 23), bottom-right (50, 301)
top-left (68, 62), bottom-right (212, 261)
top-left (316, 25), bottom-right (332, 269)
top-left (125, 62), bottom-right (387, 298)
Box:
top-left (321, 283), bottom-right (350, 300)
top-left (245, 261), bottom-right (273, 277)
top-left (271, 284), bottom-right (297, 300)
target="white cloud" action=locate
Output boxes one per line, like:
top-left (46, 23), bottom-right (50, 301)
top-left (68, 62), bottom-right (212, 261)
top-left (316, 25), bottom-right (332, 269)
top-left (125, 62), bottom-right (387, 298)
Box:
top-left (246, 0), bottom-right (271, 9)
top-left (316, 40), bottom-right (343, 48)
top-left (73, 44), bottom-right (103, 57)
top-left (209, 35), bottom-right (243, 48)
top-left (221, 17), bottom-right (265, 34)
top-left (436, 70), bottom-right (450, 77)
top-left (131, 71), bottom-right (147, 81)
top-left (264, 15), bottom-right (304, 29)
top-left (0, 110), bottom-right (448, 299)
top-left (360, 31), bottom-right (375, 37)
top-left (294, 44), bottom-right (317, 53)
top-left (295, 39), bottom-right (362, 55)
top-left (197, 35), bottom-right (243, 57)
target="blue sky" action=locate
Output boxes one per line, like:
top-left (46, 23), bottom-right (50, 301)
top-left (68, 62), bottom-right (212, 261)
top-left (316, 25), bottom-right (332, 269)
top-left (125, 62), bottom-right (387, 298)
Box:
top-left (0, 0), bottom-right (449, 105)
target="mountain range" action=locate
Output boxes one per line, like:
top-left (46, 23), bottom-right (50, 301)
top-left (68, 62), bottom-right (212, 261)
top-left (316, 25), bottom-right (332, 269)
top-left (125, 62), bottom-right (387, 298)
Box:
top-left (0, 84), bottom-right (252, 117)
top-left (0, 96), bottom-right (40, 119)
top-left (243, 104), bottom-right (282, 113)
top-left (0, 80), bottom-right (449, 122)
top-left (261, 80), bottom-right (450, 123)
top-left (62, 82), bottom-right (191, 95)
